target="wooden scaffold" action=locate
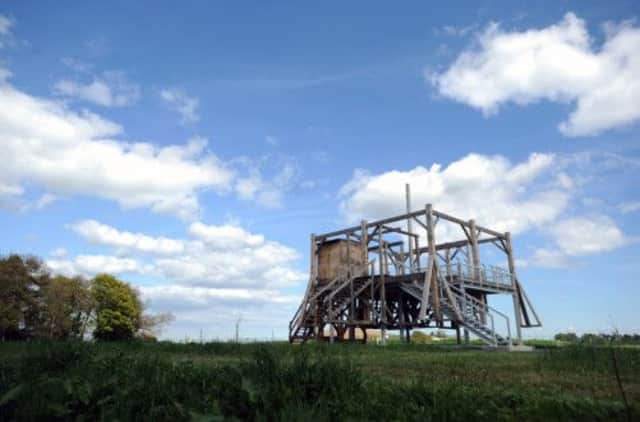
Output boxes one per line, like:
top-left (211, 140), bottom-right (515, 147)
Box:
top-left (289, 185), bottom-right (541, 347)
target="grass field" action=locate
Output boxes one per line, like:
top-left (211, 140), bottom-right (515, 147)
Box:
top-left (1, 341), bottom-right (638, 421)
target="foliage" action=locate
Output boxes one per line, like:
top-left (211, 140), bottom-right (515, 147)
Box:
top-left (42, 275), bottom-right (94, 340)
top-left (0, 254), bottom-right (50, 340)
top-left (92, 274), bottom-right (143, 341)
top-left (0, 254), bottom-right (171, 341)
top-left (554, 331), bottom-right (640, 346)
top-left (554, 332), bottom-right (579, 342)
top-left (410, 330), bottom-right (432, 343)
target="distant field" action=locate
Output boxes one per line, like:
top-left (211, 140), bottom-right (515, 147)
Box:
top-left (1, 341), bottom-right (638, 421)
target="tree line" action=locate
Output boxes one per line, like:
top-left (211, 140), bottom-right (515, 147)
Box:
top-left (0, 254), bottom-right (172, 341)
top-left (554, 331), bottom-right (640, 345)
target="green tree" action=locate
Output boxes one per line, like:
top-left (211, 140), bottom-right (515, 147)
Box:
top-left (42, 275), bottom-right (94, 339)
top-left (554, 332), bottom-right (578, 342)
top-left (92, 274), bottom-right (143, 341)
top-left (0, 254), bottom-right (50, 340)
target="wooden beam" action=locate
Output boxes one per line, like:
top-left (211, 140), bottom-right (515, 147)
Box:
top-left (505, 232), bottom-right (523, 343)
top-left (317, 207), bottom-right (506, 240)
top-left (406, 184), bottom-right (414, 272)
top-left (433, 209), bottom-right (506, 239)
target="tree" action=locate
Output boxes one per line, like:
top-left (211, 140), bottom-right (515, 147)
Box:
top-left (554, 332), bottom-right (578, 342)
top-left (92, 274), bottom-right (143, 341)
top-left (42, 275), bottom-right (94, 340)
top-left (0, 254), bottom-right (50, 340)
top-left (140, 311), bottom-right (175, 338)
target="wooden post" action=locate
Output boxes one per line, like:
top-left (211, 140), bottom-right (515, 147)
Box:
top-left (414, 230), bottom-right (421, 271)
top-left (426, 204), bottom-right (440, 322)
top-left (405, 184), bottom-right (414, 272)
top-left (378, 228), bottom-right (387, 344)
top-left (465, 244), bottom-right (472, 279)
top-left (347, 231), bottom-right (355, 341)
top-left (505, 232), bottom-right (523, 344)
top-left (310, 234), bottom-right (323, 341)
top-left (399, 290), bottom-right (406, 342)
top-left (399, 243), bottom-right (405, 275)
top-left (468, 219), bottom-right (480, 280)
top-left (469, 219), bottom-right (486, 325)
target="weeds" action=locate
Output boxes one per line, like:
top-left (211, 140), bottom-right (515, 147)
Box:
top-left (0, 341), bottom-right (637, 421)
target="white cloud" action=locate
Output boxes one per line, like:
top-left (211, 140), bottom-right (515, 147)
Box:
top-left (160, 88), bottom-right (199, 124)
top-left (188, 221), bottom-right (264, 249)
top-left (0, 76), bottom-right (234, 219)
top-left (234, 159), bottom-right (300, 208)
top-left (139, 285), bottom-right (298, 308)
top-left (548, 215), bottom-right (626, 256)
top-left (154, 229), bottom-right (304, 289)
top-left (71, 219), bottom-right (185, 254)
top-left (340, 152), bottom-right (568, 235)
top-left (139, 284), bottom-right (299, 340)
top-left (0, 15), bottom-right (13, 36)
top-left (35, 193), bottom-right (59, 210)
top-left (531, 215), bottom-right (627, 267)
top-left (61, 57), bottom-right (93, 73)
top-left (0, 15), bottom-right (16, 49)
top-left (620, 201), bottom-right (640, 214)
top-left (430, 13), bottom-right (640, 137)
top-left (49, 247), bottom-right (67, 258)
top-left (56, 219), bottom-right (306, 289)
top-left (47, 254), bottom-right (151, 276)
top-left (54, 71), bottom-right (140, 107)
top-left (0, 67), bottom-right (11, 82)
top-left (436, 23), bottom-right (477, 38)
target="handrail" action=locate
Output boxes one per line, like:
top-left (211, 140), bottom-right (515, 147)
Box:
top-left (290, 261), bottom-right (370, 334)
top-left (324, 261), bottom-right (371, 304)
top-left (447, 283), bottom-right (512, 344)
top-left (448, 283), bottom-right (510, 320)
top-left (450, 261), bottom-right (513, 288)
top-left (290, 273), bottom-right (341, 333)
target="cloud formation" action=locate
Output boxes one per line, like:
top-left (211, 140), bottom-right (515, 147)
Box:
top-left (48, 254), bottom-right (152, 275)
top-left (71, 220), bottom-right (185, 254)
top-left (234, 157), bottom-right (301, 209)
top-left (160, 88), bottom-right (199, 124)
top-left (339, 152), bottom-right (628, 267)
top-left (54, 220), bottom-right (306, 289)
top-left (531, 215), bottom-right (627, 268)
top-left (54, 71), bottom-right (141, 107)
top-left (0, 14), bottom-right (14, 48)
top-left (0, 15), bottom-right (13, 36)
top-left (340, 152), bottom-right (567, 234)
top-left (430, 13), bottom-right (640, 137)
top-left (0, 71), bottom-right (236, 219)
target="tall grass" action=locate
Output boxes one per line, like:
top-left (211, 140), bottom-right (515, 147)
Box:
top-left (0, 341), bottom-right (637, 421)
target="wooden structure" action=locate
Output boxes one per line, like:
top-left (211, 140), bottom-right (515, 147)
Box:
top-left (289, 185), bottom-right (541, 347)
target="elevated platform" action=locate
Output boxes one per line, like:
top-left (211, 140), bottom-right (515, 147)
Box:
top-left (289, 201), bottom-right (542, 347)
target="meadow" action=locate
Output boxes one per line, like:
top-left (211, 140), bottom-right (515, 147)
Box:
top-left (0, 341), bottom-right (638, 421)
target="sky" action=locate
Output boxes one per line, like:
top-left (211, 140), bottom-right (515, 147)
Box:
top-left (0, 1), bottom-right (638, 341)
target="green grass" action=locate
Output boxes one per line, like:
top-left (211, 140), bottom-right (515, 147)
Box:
top-left (0, 341), bottom-right (638, 421)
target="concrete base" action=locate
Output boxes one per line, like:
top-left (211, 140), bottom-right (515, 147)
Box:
top-left (482, 344), bottom-right (535, 352)
top-left (506, 344), bottom-right (534, 352)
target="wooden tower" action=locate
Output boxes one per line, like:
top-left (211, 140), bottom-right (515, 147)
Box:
top-left (289, 185), bottom-right (541, 347)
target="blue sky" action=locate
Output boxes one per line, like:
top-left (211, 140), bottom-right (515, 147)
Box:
top-left (0, 1), bottom-right (638, 340)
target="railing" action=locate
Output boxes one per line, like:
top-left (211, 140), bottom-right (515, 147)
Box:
top-left (290, 261), bottom-right (371, 336)
top-left (447, 261), bottom-right (514, 290)
top-left (447, 283), bottom-right (512, 346)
